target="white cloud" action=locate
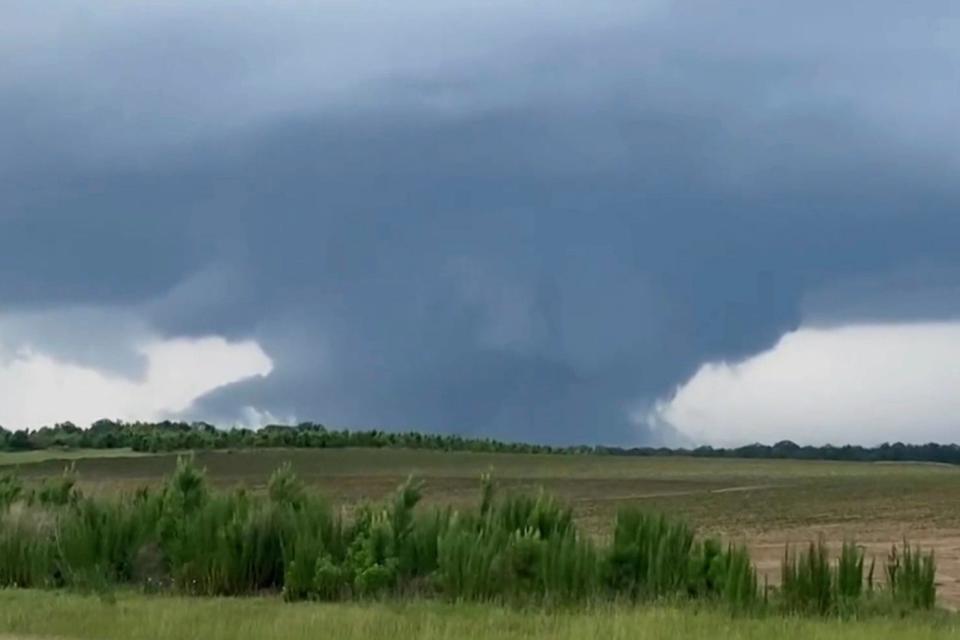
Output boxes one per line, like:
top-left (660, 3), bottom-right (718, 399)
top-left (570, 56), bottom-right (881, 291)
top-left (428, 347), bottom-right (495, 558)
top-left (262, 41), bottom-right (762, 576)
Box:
top-left (0, 336), bottom-right (272, 429)
top-left (236, 406), bottom-right (298, 430)
top-left (650, 322), bottom-right (960, 446)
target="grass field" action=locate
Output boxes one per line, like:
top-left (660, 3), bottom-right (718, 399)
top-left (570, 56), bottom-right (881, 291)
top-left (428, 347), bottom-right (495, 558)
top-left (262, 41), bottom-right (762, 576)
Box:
top-left (0, 590), bottom-right (958, 640)
top-left (0, 448), bottom-right (148, 467)
top-left (2, 446), bottom-right (960, 635)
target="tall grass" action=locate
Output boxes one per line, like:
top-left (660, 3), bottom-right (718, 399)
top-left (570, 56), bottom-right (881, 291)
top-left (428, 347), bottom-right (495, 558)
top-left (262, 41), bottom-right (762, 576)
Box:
top-left (781, 539), bottom-right (834, 614)
top-left (887, 541), bottom-right (937, 610)
top-left (779, 538), bottom-right (936, 615)
top-left (607, 509), bottom-right (757, 608)
top-left (0, 459), bottom-right (939, 615)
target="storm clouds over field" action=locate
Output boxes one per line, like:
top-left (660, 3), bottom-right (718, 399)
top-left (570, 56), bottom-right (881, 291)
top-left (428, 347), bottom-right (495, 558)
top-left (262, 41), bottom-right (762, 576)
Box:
top-left (2, 2), bottom-right (960, 444)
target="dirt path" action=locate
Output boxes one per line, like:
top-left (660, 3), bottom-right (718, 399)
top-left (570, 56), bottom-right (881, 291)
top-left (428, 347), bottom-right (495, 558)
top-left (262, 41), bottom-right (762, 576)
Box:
top-left (574, 483), bottom-right (781, 503)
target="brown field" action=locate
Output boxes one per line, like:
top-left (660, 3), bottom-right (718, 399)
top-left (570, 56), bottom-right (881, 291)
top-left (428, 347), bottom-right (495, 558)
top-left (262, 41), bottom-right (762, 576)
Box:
top-left (6, 447), bottom-right (960, 607)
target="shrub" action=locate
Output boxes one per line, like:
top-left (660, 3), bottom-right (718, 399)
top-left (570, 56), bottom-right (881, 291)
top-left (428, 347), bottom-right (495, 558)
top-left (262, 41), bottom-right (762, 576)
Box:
top-left (0, 506), bottom-right (54, 588)
top-left (493, 491), bottom-right (572, 540)
top-left (268, 462), bottom-right (305, 510)
top-left (836, 541), bottom-right (865, 603)
top-left (284, 530), bottom-right (324, 601)
top-left (607, 509), bottom-right (695, 599)
top-left (699, 542), bottom-right (758, 609)
top-left (0, 473), bottom-right (23, 511)
top-left (887, 540), bottom-right (936, 609)
top-left (436, 520), bottom-right (506, 600)
top-left (537, 527), bottom-right (601, 603)
top-left (780, 539), bottom-right (834, 614)
top-left (779, 539), bottom-right (875, 615)
top-left (36, 464), bottom-right (80, 507)
top-left (164, 456), bottom-right (208, 515)
top-left (314, 552), bottom-right (349, 600)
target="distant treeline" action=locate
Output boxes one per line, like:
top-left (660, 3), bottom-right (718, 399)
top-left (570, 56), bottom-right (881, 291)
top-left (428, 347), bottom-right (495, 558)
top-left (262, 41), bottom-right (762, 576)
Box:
top-left (0, 420), bottom-right (576, 455)
top-left (1, 420), bottom-right (960, 465)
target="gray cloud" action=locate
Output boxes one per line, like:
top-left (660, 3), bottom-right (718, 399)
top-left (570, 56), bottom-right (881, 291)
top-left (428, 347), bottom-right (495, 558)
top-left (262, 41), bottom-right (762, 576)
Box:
top-left (803, 265), bottom-right (960, 326)
top-left (2, 1), bottom-right (959, 443)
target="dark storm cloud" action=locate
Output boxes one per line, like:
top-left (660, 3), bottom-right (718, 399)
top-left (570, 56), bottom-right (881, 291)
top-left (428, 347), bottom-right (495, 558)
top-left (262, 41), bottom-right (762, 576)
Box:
top-left (2, 1), bottom-right (960, 443)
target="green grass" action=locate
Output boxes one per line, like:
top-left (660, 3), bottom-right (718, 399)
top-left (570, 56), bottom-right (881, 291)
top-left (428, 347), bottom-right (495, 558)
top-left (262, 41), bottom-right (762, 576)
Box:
top-left (0, 449), bottom-right (150, 467)
top-left (0, 590), bottom-right (957, 640)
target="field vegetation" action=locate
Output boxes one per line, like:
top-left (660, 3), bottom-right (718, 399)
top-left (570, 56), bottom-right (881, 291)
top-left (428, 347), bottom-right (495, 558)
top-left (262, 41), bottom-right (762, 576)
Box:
top-left (0, 445), bottom-right (958, 639)
top-left (0, 457), bottom-right (938, 617)
top-left (7, 447), bottom-right (960, 537)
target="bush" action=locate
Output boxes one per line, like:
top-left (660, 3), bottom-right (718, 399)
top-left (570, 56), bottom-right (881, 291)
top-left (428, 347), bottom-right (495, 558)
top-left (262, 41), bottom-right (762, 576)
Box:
top-left (781, 539), bottom-right (833, 614)
top-left (836, 541), bottom-right (865, 603)
top-left (0, 473), bottom-right (23, 511)
top-left (607, 509), bottom-right (696, 599)
top-left (165, 456), bottom-right (208, 515)
top-left (314, 553), bottom-right (349, 600)
top-left (0, 507), bottom-right (54, 588)
top-left (268, 462), bottom-right (305, 510)
top-left (887, 540), bottom-right (936, 609)
top-left (436, 521), bottom-right (507, 600)
top-left (35, 464), bottom-right (80, 507)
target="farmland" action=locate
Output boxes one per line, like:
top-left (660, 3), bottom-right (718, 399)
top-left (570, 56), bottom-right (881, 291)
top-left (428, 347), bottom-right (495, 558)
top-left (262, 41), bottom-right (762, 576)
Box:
top-left (7, 447), bottom-right (960, 533)
top-left (1, 447), bottom-right (959, 638)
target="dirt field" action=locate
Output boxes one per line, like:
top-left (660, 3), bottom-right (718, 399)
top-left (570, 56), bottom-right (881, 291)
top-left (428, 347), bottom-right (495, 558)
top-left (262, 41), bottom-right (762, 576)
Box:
top-left (6, 447), bottom-right (960, 606)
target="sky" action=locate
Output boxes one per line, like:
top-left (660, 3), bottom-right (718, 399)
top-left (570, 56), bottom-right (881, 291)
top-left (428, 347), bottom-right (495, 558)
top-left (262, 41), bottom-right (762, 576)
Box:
top-left (2, 1), bottom-right (960, 446)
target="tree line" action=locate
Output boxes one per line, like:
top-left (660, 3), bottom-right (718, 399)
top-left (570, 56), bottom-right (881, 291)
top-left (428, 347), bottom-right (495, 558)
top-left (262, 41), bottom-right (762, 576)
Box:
top-left (0, 420), bottom-right (578, 455)
top-left (1, 419), bottom-right (959, 465)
